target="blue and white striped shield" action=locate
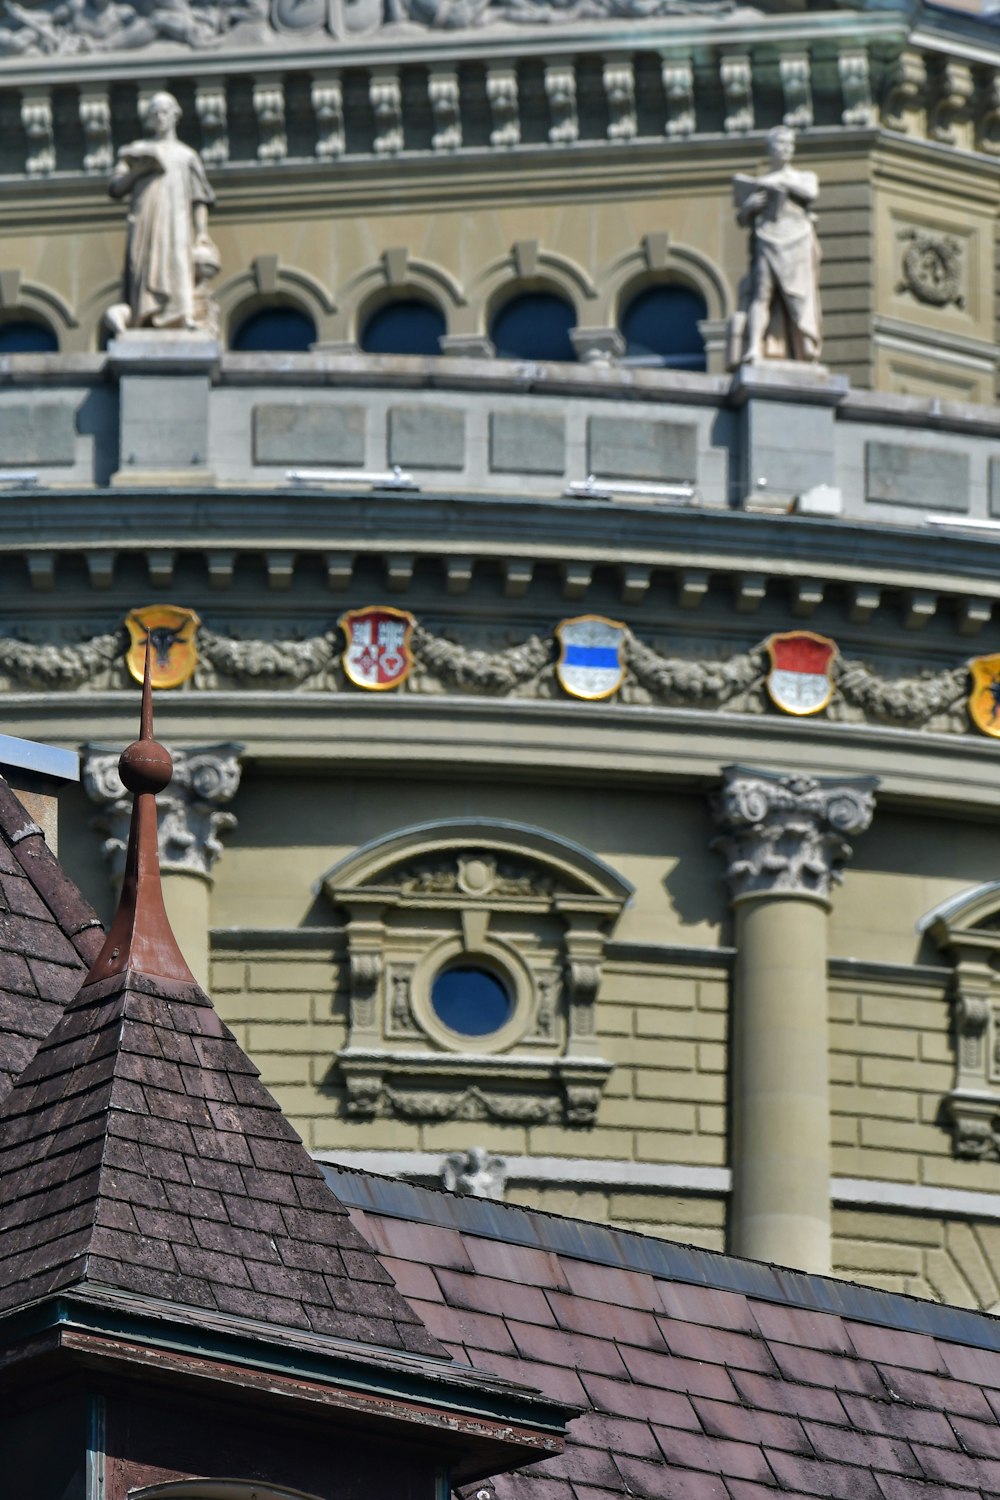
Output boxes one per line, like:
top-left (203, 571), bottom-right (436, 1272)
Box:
top-left (556, 615), bottom-right (626, 701)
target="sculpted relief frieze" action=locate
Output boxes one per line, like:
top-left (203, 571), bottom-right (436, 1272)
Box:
top-left (0, 0), bottom-right (755, 57)
top-left (0, 617), bottom-right (975, 734)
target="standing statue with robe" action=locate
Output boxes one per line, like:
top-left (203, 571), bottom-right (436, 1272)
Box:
top-left (731, 125), bottom-right (821, 365)
top-left (106, 91), bottom-right (220, 337)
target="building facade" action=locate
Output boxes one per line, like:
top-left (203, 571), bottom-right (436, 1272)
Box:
top-left (0, 0), bottom-right (998, 1301)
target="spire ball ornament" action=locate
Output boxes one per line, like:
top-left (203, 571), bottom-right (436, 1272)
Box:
top-left (119, 642), bottom-right (173, 793)
top-left (119, 737), bottom-right (172, 795)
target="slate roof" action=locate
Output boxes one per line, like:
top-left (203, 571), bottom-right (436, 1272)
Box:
top-left (0, 700), bottom-right (447, 1361)
top-left (0, 966), bottom-right (447, 1355)
top-left (0, 776), bottom-right (102, 1102)
top-left (334, 1169), bottom-right (1000, 1500)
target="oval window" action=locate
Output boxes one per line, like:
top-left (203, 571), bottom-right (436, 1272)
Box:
top-left (490, 292), bottom-right (576, 362)
top-left (360, 299), bottom-right (446, 356)
top-left (430, 964), bottom-right (514, 1037)
top-left (620, 284), bottom-right (707, 370)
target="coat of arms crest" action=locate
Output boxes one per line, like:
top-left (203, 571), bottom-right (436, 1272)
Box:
top-left (125, 605), bottom-right (201, 689)
top-left (968, 655), bottom-right (1000, 738)
top-left (765, 631), bottom-right (837, 716)
top-left (340, 607), bottom-right (415, 690)
top-left (555, 615), bottom-right (626, 701)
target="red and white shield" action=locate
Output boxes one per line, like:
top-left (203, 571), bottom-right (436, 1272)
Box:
top-left (340, 607), bottom-right (415, 691)
top-left (765, 631), bottom-right (837, 716)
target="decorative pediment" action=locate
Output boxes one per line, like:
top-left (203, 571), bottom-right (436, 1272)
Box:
top-left (321, 818), bottom-right (632, 910)
top-left (320, 819), bottom-right (629, 1127)
top-left (924, 882), bottom-right (1000, 1160)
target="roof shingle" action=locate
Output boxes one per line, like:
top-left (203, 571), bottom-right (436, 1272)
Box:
top-left (0, 776), bottom-right (102, 1102)
top-left (334, 1169), bottom-right (1000, 1500)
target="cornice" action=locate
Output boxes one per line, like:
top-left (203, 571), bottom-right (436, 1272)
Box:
top-left (9, 693), bottom-right (1000, 813)
top-left (4, 493), bottom-right (1000, 616)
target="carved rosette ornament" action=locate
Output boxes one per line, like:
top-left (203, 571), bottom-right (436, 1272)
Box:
top-left (83, 742), bottom-right (242, 883)
top-left (897, 228), bottom-right (964, 309)
top-left (712, 765), bottom-right (876, 905)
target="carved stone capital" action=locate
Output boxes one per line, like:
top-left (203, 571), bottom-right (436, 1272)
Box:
top-left (711, 764), bottom-right (876, 904)
top-left (83, 741), bottom-right (242, 882)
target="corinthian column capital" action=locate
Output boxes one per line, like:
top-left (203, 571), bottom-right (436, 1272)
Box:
top-left (82, 741), bottom-right (243, 882)
top-left (711, 764), bottom-right (876, 904)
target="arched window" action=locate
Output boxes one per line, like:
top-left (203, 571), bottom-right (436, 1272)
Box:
top-left (619, 283), bottom-right (707, 370)
top-left (0, 316), bottom-right (58, 353)
top-left (490, 291), bottom-right (576, 362)
top-left (360, 298), bottom-right (446, 356)
top-left (230, 305), bottom-right (317, 352)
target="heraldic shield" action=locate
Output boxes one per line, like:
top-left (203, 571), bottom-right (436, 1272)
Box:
top-left (765, 631), bottom-right (837, 717)
top-left (556, 615), bottom-right (626, 701)
top-left (340, 606), bottom-right (415, 690)
top-left (125, 605), bottom-right (201, 689)
top-left (968, 654), bottom-right (1000, 738)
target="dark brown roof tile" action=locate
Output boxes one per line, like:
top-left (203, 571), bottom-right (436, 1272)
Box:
top-left (0, 969), bottom-right (450, 1363)
top-left (620, 1347), bottom-right (740, 1404)
top-left (767, 1450), bottom-right (882, 1500)
top-left (580, 1373), bottom-right (700, 1431)
top-left (768, 1341), bottom-right (885, 1395)
top-left (877, 1366), bottom-right (995, 1421)
top-left (515, 1322), bottom-right (630, 1378)
top-left (617, 1455), bottom-right (726, 1500)
top-left (692, 1397), bottom-right (810, 1454)
top-left (873, 1475), bottom-right (980, 1500)
top-left (546, 1290), bottom-right (664, 1347)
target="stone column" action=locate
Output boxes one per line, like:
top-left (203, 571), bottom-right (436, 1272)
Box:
top-left (83, 742), bottom-right (242, 989)
top-left (712, 766), bottom-right (876, 1274)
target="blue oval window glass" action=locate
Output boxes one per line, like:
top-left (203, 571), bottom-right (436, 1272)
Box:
top-left (620, 284), bottom-right (707, 370)
top-left (431, 965), bottom-right (513, 1037)
top-left (490, 292), bottom-right (576, 362)
top-left (231, 306), bottom-right (316, 352)
top-left (361, 299), bottom-right (445, 356)
top-left (0, 319), bottom-right (58, 353)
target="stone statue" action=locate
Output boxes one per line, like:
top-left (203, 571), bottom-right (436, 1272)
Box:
top-left (441, 1147), bottom-right (507, 1200)
top-left (732, 125), bottom-right (821, 365)
top-left (105, 92), bottom-right (220, 337)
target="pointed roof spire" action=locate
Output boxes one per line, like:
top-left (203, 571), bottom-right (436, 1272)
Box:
top-left (85, 646), bottom-right (195, 987)
top-left (0, 658), bottom-right (445, 1360)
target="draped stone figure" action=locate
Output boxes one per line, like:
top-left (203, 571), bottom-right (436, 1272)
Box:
top-left (106, 92), bottom-right (220, 337)
top-left (732, 125), bottom-right (821, 365)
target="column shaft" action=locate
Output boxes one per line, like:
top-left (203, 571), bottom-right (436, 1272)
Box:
top-left (731, 893), bottom-right (830, 1271)
top-left (712, 764), bottom-right (876, 1277)
top-left (162, 870), bottom-right (212, 991)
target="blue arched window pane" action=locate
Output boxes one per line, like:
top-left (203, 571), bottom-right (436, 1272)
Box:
top-left (620, 284), bottom-right (707, 370)
top-left (231, 307), bottom-right (316, 352)
top-left (361, 300), bottom-right (446, 356)
top-left (431, 965), bottom-right (513, 1037)
top-left (490, 292), bottom-right (576, 362)
top-left (0, 319), bottom-right (58, 353)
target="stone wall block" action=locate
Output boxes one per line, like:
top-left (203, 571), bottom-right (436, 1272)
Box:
top-left (489, 411), bottom-right (565, 474)
top-left (587, 416), bottom-right (697, 482)
top-left (253, 402), bottom-right (366, 466)
top-left (865, 441), bottom-right (969, 510)
top-left (388, 405), bottom-right (466, 469)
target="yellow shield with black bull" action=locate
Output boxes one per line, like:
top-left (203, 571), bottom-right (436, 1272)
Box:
top-left (969, 654), bottom-right (1000, 739)
top-left (125, 606), bottom-right (201, 689)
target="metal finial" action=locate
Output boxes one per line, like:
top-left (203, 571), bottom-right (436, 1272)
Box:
top-left (83, 639), bottom-right (196, 987)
